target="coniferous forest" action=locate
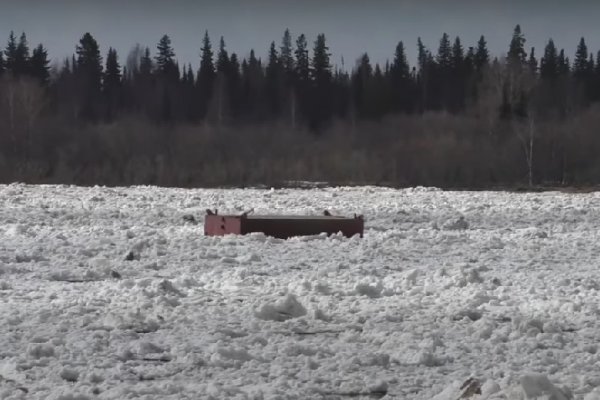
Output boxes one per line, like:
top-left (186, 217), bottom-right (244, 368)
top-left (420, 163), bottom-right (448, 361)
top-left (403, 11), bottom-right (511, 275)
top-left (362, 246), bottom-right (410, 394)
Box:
top-left (2, 26), bottom-right (600, 188)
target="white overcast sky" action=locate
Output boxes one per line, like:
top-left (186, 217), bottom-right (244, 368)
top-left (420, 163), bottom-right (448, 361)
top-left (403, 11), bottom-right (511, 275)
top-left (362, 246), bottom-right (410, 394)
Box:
top-left (2, 0), bottom-right (600, 70)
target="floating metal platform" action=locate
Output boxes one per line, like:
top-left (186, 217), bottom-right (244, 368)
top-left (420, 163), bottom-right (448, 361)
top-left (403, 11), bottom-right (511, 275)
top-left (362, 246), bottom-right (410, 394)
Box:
top-left (204, 210), bottom-right (364, 239)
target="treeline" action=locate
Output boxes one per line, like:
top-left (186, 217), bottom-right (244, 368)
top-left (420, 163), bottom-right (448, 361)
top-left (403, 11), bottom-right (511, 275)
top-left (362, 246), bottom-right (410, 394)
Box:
top-left (1, 26), bottom-right (600, 188)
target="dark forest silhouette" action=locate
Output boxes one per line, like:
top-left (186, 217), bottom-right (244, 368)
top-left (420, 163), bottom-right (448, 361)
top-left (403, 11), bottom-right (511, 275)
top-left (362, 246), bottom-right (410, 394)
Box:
top-left (1, 26), bottom-right (600, 188)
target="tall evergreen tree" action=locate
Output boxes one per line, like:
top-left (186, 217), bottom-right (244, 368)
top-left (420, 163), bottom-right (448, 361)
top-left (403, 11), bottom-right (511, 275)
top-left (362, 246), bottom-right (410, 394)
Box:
top-left (104, 48), bottom-right (121, 87)
top-left (197, 31), bottom-right (216, 119)
top-left (527, 47), bottom-right (538, 75)
top-left (417, 38), bottom-right (428, 72)
top-left (76, 32), bottom-right (103, 92)
top-left (280, 29), bottom-right (295, 77)
top-left (294, 34), bottom-right (310, 83)
top-left (389, 41), bottom-right (413, 113)
top-left (451, 37), bottom-right (467, 111)
top-left (436, 33), bottom-right (452, 71)
top-left (391, 41), bottom-right (410, 79)
top-left (573, 37), bottom-right (589, 78)
top-left (540, 39), bottom-right (558, 81)
top-left (155, 35), bottom-right (178, 80)
top-left (558, 49), bottom-right (570, 76)
top-left (508, 25), bottom-right (527, 69)
top-left (14, 32), bottom-right (30, 75)
top-left (4, 31), bottom-right (18, 74)
top-left (216, 36), bottom-right (229, 74)
top-left (140, 47), bottom-right (153, 76)
top-left (310, 34), bottom-right (333, 128)
top-left (352, 53), bottom-right (373, 118)
top-left (474, 35), bottom-right (489, 71)
top-left (76, 32), bottom-right (103, 120)
top-left (103, 47), bottom-right (122, 120)
top-left (30, 44), bottom-right (50, 85)
top-left (265, 41), bottom-right (282, 116)
top-left (227, 53), bottom-right (242, 118)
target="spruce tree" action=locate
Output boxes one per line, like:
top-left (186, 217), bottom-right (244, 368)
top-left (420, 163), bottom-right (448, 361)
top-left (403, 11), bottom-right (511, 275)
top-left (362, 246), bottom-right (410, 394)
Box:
top-left (451, 37), bottom-right (466, 111)
top-left (558, 49), bottom-right (570, 76)
top-left (155, 35), bottom-right (178, 80)
top-left (186, 63), bottom-right (195, 84)
top-left (104, 48), bottom-right (121, 90)
top-left (4, 31), bottom-right (17, 74)
top-left (573, 37), bottom-right (589, 78)
top-left (227, 53), bottom-right (242, 117)
top-left (280, 29), bottom-right (295, 78)
top-left (527, 47), bottom-right (538, 75)
top-left (76, 32), bottom-right (103, 92)
top-left (216, 36), bottom-right (230, 74)
top-left (30, 44), bottom-right (50, 85)
top-left (451, 37), bottom-right (464, 70)
top-left (140, 47), bottom-right (153, 76)
top-left (436, 33), bottom-right (452, 71)
top-left (265, 41), bottom-right (282, 116)
top-left (391, 41), bottom-right (410, 79)
top-left (310, 34), bottom-right (333, 128)
top-left (312, 34), bottom-right (332, 84)
top-left (75, 33), bottom-right (103, 120)
top-left (474, 35), bottom-right (489, 71)
top-left (352, 53), bottom-right (373, 118)
top-left (103, 48), bottom-right (122, 120)
top-left (508, 25), bottom-right (527, 69)
top-left (294, 34), bottom-right (310, 83)
top-left (13, 32), bottom-right (30, 75)
top-left (540, 39), bottom-right (558, 81)
top-left (197, 31), bottom-right (215, 119)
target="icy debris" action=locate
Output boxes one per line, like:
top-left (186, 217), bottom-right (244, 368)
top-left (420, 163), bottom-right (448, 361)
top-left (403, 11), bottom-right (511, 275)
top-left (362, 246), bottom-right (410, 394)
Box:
top-left (354, 281), bottom-right (383, 298)
top-left (585, 388), bottom-right (600, 400)
top-left (50, 393), bottom-right (90, 400)
top-left (212, 346), bottom-right (253, 363)
top-left (137, 341), bottom-right (166, 355)
top-left (0, 281), bottom-right (11, 290)
top-left (472, 318), bottom-right (496, 339)
top-left (313, 307), bottom-right (332, 322)
top-left (405, 269), bottom-right (420, 287)
top-left (520, 227), bottom-right (549, 239)
top-left (358, 353), bottom-right (390, 367)
top-left (416, 350), bottom-right (449, 367)
top-left (454, 309), bottom-right (483, 322)
top-left (28, 343), bottom-right (55, 359)
top-left (314, 282), bottom-right (332, 295)
top-left (365, 380), bottom-right (389, 397)
top-left (89, 373), bottom-right (104, 384)
top-left (158, 279), bottom-right (185, 297)
top-left (442, 215), bottom-right (469, 231)
top-left (0, 361), bottom-right (25, 382)
top-left (506, 374), bottom-right (571, 400)
top-left (432, 378), bottom-right (484, 400)
top-left (182, 214), bottom-right (197, 224)
top-left (255, 294), bottom-right (307, 322)
top-left (59, 368), bottom-right (79, 382)
top-left (5, 224), bottom-right (28, 237)
top-left (124, 239), bottom-right (149, 261)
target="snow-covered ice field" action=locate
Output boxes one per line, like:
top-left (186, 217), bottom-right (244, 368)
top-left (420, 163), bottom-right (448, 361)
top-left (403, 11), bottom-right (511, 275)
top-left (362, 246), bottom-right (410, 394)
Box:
top-left (2, 184), bottom-right (600, 400)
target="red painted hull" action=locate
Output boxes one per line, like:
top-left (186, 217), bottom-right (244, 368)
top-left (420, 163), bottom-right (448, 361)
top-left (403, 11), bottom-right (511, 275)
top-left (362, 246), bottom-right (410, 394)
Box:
top-left (204, 214), bottom-right (364, 239)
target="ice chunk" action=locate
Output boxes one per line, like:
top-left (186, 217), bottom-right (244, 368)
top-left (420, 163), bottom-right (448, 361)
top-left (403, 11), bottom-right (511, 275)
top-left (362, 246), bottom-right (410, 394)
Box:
top-left (28, 343), bottom-right (55, 359)
top-left (509, 374), bottom-right (569, 400)
top-left (60, 368), bottom-right (80, 382)
top-left (442, 215), bottom-right (469, 230)
top-left (255, 294), bottom-right (307, 322)
top-left (354, 281), bottom-right (383, 298)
